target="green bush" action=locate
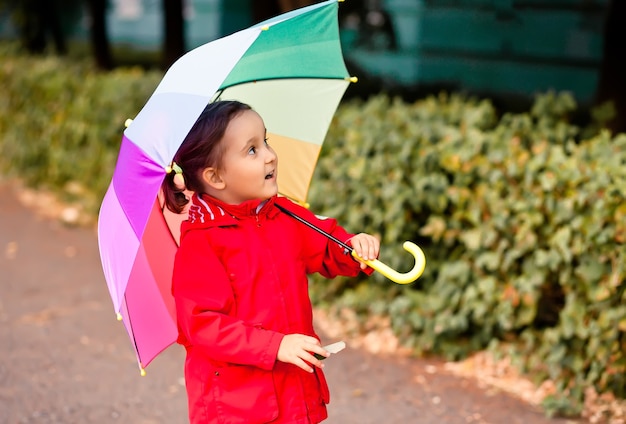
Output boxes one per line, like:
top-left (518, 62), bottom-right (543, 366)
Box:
top-left (308, 92), bottom-right (626, 416)
top-left (0, 43), bottom-right (161, 214)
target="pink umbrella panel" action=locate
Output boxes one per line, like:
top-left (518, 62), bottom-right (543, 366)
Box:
top-left (99, 176), bottom-right (185, 373)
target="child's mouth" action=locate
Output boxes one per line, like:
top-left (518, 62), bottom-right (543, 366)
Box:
top-left (265, 171), bottom-right (274, 180)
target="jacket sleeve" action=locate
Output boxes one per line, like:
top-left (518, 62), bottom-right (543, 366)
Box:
top-left (172, 230), bottom-right (283, 370)
top-left (277, 198), bottom-right (374, 278)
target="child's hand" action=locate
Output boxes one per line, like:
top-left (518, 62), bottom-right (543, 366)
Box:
top-left (277, 334), bottom-right (328, 373)
top-left (350, 233), bottom-right (380, 269)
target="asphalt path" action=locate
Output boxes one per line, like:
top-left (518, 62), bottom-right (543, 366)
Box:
top-left (0, 182), bottom-right (580, 424)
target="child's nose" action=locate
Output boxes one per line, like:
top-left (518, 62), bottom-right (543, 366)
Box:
top-left (265, 146), bottom-right (277, 162)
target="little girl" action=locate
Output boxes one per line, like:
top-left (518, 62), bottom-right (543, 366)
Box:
top-left (162, 100), bottom-right (379, 424)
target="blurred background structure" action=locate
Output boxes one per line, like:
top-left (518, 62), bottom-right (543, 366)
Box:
top-left (0, 0), bottom-right (623, 131)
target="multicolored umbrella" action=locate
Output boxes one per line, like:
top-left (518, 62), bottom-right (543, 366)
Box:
top-left (97, 0), bottom-right (424, 375)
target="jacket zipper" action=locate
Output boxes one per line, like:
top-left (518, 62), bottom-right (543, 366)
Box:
top-left (255, 208), bottom-right (291, 330)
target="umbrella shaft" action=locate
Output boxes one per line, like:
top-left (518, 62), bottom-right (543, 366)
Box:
top-left (275, 204), bottom-right (353, 252)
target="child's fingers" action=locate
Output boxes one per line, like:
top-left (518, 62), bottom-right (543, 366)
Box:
top-left (277, 334), bottom-right (328, 372)
top-left (351, 238), bottom-right (367, 260)
top-left (292, 357), bottom-right (314, 373)
top-left (352, 235), bottom-right (380, 261)
top-left (291, 347), bottom-right (326, 373)
top-left (307, 344), bottom-right (330, 362)
top-left (302, 341), bottom-right (328, 368)
top-left (301, 351), bottom-right (326, 371)
top-left (302, 335), bottom-right (322, 346)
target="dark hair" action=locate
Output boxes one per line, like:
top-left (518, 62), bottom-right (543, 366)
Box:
top-left (162, 100), bottom-right (252, 213)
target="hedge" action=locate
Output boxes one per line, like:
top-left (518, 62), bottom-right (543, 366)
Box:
top-left (0, 43), bottom-right (161, 215)
top-left (307, 92), bottom-right (626, 417)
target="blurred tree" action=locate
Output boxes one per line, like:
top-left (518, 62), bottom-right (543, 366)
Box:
top-left (596, 0), bottom-right (626, 134)
top-left (162, 0), bottom-right (185, 70)
top-left (277, 0), bottom-right (315, 13)
top-left (0, 0), bottom-right (78, 54)
top-left (252, 0), bottom-right (317, 23)
top-left (86, 0), bottom-right (113, 70)
top-left (252, 0), bottom-right (281, 23)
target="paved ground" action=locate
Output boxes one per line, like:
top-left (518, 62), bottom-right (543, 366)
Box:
top-left (0, 181), bottom-right (582, 424)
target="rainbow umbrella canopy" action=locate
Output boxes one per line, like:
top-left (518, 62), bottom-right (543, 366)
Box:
top-left (97, 0), bottom-right (354, 374)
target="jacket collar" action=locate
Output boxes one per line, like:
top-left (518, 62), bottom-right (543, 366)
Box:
top-left (185, 193), bottom-right (279, 229)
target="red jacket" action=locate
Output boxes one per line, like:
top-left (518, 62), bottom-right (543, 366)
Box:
top-left (173, 194), bottom-right (370, 424)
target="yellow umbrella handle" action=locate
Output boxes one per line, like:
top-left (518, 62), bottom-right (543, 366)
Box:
top-left (273, 204), bottom-right (426, 284)
top-left (351, 241), bottom-right (426, 284)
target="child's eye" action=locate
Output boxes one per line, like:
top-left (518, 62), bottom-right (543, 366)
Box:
top-left (264, 138), bottom-right (270, 145)
top-left (248, 146), bottom-right (257, 155)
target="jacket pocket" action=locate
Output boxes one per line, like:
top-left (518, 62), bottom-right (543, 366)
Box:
top-left (213, 364), bottom-right (278, 424)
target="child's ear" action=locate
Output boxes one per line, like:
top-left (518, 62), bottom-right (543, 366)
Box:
top-left (202, 167), bottom-right (225, 190)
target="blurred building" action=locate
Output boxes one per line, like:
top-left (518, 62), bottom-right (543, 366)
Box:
top-left (340, 0), bottom-right (609, 106)
top-left (0, 0), bottom-right (611, 106)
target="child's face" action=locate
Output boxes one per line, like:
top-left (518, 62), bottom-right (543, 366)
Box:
top-left (216, 109), bottom-right (278, 204)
